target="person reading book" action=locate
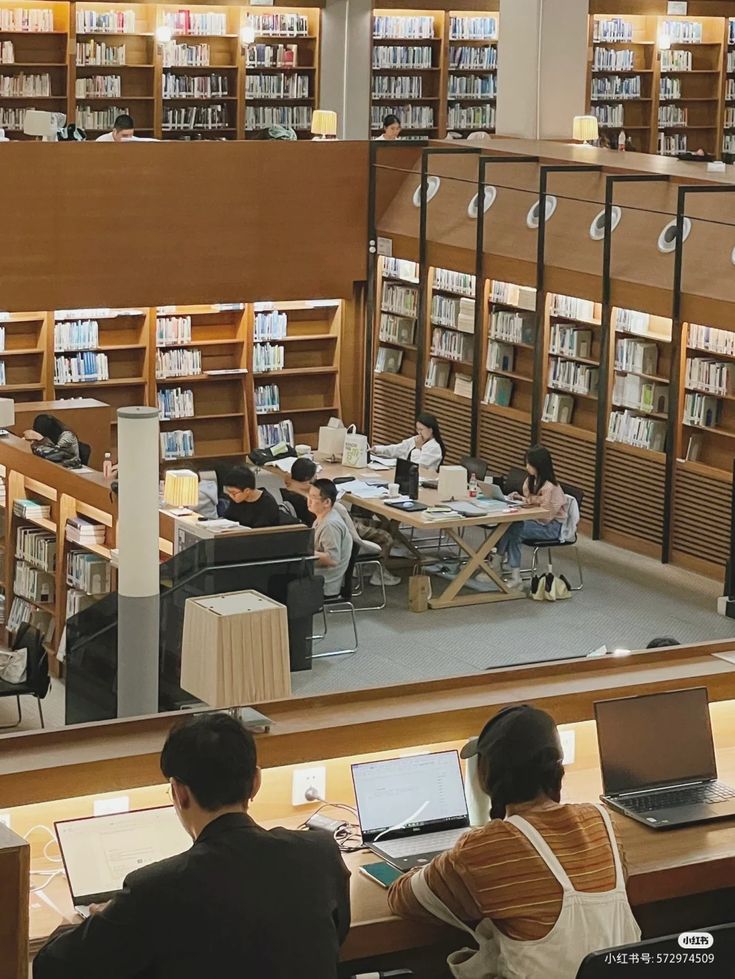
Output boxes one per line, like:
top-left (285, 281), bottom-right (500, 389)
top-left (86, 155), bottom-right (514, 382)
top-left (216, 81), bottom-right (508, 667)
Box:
top-left (375, 114), bottom-right (401, 140)
top-left (222, 466), bottom-right (280, 529)
top-left (95, 114), bottom-right (139, 142)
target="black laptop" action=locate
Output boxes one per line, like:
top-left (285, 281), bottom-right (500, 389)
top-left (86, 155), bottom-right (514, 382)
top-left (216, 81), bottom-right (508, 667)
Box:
top-left (395, 457), bottom-right (419, 498)
top-left (595, 686), bottom-right (735, 829)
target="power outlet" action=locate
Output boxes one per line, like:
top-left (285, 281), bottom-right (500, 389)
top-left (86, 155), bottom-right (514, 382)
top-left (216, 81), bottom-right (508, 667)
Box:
top-left (291, 766), bottom-right (326, 806)
top-left (94, 796), bottom-right (130, 816)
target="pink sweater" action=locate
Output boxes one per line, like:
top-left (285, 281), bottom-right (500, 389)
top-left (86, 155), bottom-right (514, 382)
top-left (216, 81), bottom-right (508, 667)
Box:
top-left (523, 478), bottom-right (567, 524)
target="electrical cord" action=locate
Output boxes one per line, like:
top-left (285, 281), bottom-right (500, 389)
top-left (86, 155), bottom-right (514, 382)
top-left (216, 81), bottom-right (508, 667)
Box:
top-left (297, 800), bottom-right (365, 854)
top-left (24, 824), bottom-right (62, 863)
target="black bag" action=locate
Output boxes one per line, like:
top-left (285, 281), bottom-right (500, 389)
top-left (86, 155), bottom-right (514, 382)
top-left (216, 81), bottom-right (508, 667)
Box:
top-left (248, 444), bottom-right (296, 467)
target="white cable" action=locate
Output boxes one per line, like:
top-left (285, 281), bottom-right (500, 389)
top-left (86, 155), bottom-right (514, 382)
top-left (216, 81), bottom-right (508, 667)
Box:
top-left (373, 800), bottom-right (430, 843)
top-left (24, 824), bottom-right (62, 863)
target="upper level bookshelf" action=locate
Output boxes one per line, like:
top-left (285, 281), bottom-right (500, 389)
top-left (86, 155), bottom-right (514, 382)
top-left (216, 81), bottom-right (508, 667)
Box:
top-left (679, 320), bottom-right (735, 477)
top-left (0, 311), bottom-right (49, 400)
top-left (723, 18), bottom-right (735, 160)
top-left (446, 9), bottom-right (498, 137)
top-left (587, 13), bottom-right (727, 157)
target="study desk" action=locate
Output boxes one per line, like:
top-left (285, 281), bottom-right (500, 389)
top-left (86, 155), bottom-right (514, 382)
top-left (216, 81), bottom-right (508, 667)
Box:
top-left (316, 460), bottom-right (548, 609)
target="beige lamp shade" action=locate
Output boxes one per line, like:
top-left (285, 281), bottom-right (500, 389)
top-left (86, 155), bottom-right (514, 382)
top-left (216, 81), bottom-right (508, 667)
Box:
top-left (572, 115), bottom-right (599, 143)
top-left (0, 398), bottom-right (15, 428)
top-left (311, 109), bottom-right (337, 138)
top-left (163, 468), bottom-right (199, 507)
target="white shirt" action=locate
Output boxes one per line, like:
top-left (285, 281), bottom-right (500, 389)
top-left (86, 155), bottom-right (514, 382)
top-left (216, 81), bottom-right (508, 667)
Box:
top-left (95, 133), bottom-right (155, 142)
top-left (372, 436), bottom-right (443, 472)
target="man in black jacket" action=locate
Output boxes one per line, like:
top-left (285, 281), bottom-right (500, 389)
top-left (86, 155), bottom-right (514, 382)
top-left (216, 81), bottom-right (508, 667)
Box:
top-left (34, 713), bottom-right (351, 979)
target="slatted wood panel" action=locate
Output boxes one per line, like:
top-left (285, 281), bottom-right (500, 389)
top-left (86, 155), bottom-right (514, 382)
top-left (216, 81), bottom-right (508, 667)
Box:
top-left (540, 426), bottom-right (596, 524)
top-left (422, 391), bottom-right (471, 465)
top-left (672, 466), bottom-right (731, 569)
top-left (602, 445), bottom-right (665, 547)
top-left (371, 375), bottom-right (416, 446)
top-left (478, 408), bottom-right (532, 478)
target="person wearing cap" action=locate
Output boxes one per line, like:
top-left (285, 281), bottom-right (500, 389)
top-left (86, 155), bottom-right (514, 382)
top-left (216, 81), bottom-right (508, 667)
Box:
top-left (388, 705), bottom-right (640, 978)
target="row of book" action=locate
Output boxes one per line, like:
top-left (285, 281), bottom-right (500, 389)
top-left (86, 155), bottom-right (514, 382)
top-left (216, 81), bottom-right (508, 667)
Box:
top-left (253, 342), bottom-right (285, 373)
top-left (255, 383), bottom-right (280, 412)
top-left (548, 358), bottom-right (599, 396)
top-left (246, 74), bottom-right (310, 99)
top-left (245, 105), bottom-right (311, 130)
top-left (163, 105), bottom-right (229, 129)
top-left (615, 308), bottom-right (653, 336)
top-left (373, 16), bottom-right (434, 40)
top-left (379, 313), bottom-right (415, 346)
top-left (688, 323), bottom-right (735, 356)
top-left (434, 268), bottom-right (475, 297)
top-left (156, 348), bottom-right (201, 378)
top-left (7, 596), bottom-right (53, 643)
top-left (542, 392), bottom-right (574, 424)
top-left (728, 49), bottom-right (735, 73)
top-left (0, 41), bottom-right (14, 64)
top-left (550, 294), bottom-right (597, 323)
top-left (67, 549), bottom-right (111, 595)
top-left (370, 105), bottom-right (433, 130)
top-left (157, 315), bottom-right (192, 346)
top-left (683, 392), bottom-right (719, 429)
top-left (723, 134), bottom-right (735, 155)
top-left (258, 418), bottom-right (294, 448)
top-left (77, 105), bottom-right (130, 130)
top-left (14, 560), bottom-right (54, 604)
top-left (16, 527), bottom-right (55, 572)
top-left (158, 387), bottom-right (194, 419)
top-left (426, 357), bottom-right (451, 389)
top-left (375, 346), bottom-right (402, 374)
top-left (487, 340), bottom-right (514, 373)
top-left (592, 48), bottom-right (635, 71)
top-left (659, 77), bottom-right (682, 100)
top-left (0, 107), bottom-right (26, 129)
top-left (593, 18), bottom-right (634, 43)
top-left (163, 43), bottom-right (210, 67)
top-left (448, 17), bottom-right (497, 41)
top-left (75, 75), bottom-right (121, 98)
top-left (590, 75), bottom-right (641, 100)
top-left (448, 76), bottom-right (496, 99)
top-left (245, 13), bottom-right (310, 37)
top-left (660, 20), bottom-right (704, 45)
top-left (246, 45), bottom-right (299, 69)
top-left (160, 429), bottom-right (195, 460)
top-left (447, 104), bottom-right (495, 129)
top-left (163, 11), bottom-right (228, 36)
top-left (372, 76), bottom-right (423, 99)
top-left (66, 588), bottom-right (103, 618)
top-left (55, 352), bottom-right (109, 384)
top-left (489, 310), bottom-right (535, 346)
top-left (76, 9), bottom-right (136, 34)
top-left (727, 79), bottom-right (735, 102)
top-left (164, 73), bottom-right (229, 98)
top-left (76, 41), bottom-right (127, 66)
top-left (54, 319), bottom-right (99, 351)
top-left (0, 326), bottom-right (4, 350)
top-left (661, 50), bottom-right (692, 72)
top-left (0, 73), bottom-right (51, 97)
top-left (372, 47), bottom-right (433, 70)
top-left (659, 105), bottom-right (687, 127)
top-left (254, 310), bottom-right (287, 340)
top-left (725, 108), bottom-right (735, 129)
top-left (491, 280), bottom-right (536, 310)
top-left (0, 8), bottom-right (53, 32)
top-left (484, 374), bottom-right (512, 407)
top-left (592, 103), bottom-right (624, 127)
top-left (431, 295), bottom-right (474, 333)
top-left (0, 362), bottom-right (7, 385)
top-left (66, 516), bottom-right (105, 546)
top-left (431, 327), bottom-right (472, 363)
top-left (382, 257), bottom-right (418, 283)
top-left (612, 374), bottom-right (669, 415)
top-left (14, 498), bottom-right (51, 520)
top-left (685, 357), bottom-right (734, 396)
top-left (658, 133), bottom-right (687, 156)
top-left (615, 338), bottom-right (658, 376)
top-left (382, 284), bottom-right (417, 318)
top-left (607, 410), bottom-right (666, 452)
top-left (550, 325), bottom-right (592, 360)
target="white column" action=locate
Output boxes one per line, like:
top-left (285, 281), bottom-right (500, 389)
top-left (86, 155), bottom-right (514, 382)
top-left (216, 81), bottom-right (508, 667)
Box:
top-left (116, 405), bottom-right (160, 717)
top-left (496, 0), bottom-right (543, 138)
top-left (320, 0), bottom-right (371, 140)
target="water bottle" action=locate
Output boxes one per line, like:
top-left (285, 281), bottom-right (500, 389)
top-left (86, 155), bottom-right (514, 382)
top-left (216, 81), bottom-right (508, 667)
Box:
top-left (468, 472), bottom-right (478, 498)
top-left (103, 452), bottom-right (113, 479)
top-left (618, 129), bottom-right (626, 152)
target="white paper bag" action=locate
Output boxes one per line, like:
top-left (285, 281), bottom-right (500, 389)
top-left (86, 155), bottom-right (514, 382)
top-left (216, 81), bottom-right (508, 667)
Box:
top-left (318, 417), bottom-right (346, 460)
top-left (341, 425), bottom-right (369, 469)
top-left (0, 647), bottom-right (27, 684)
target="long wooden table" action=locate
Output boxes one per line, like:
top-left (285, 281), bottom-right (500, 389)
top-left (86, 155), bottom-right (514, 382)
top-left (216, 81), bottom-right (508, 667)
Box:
top-left (316, 460), bottom-right (548, 609)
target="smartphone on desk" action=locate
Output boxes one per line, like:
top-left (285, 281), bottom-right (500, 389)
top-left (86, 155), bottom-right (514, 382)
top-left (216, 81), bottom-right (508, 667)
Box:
top-left (359, 861), bottom-right (403, 889)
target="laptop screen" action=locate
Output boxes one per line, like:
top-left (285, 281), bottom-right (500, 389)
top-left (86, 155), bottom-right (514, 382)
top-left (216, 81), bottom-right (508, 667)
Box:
top-left (56, 806), bottom-right (192, 904)
top-left (352, 750), bottom-right (468, 842)
top-left (595, 687), bottom-right (718, 796)
top-left (395, 457), bottom-right (418, 497)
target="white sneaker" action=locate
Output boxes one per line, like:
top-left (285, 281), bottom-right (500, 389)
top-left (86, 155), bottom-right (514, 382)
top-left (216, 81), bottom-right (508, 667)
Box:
top-left (508, 568), bottom-right (524, 590)
top-left (371, 569), bottom-right (401, 587)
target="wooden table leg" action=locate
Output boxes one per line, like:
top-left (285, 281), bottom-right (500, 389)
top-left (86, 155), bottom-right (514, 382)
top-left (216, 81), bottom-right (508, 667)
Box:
top-left (428, 524), bottom-right (524, 609)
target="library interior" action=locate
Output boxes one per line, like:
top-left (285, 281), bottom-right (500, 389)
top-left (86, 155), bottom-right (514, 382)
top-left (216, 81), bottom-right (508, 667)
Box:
top-left (6, 1), bottom-right (735, 977)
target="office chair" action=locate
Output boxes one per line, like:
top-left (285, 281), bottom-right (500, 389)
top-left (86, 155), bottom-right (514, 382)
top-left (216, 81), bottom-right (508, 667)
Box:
top-left (459, 455), bottom-right (488, 481)
top-left (575, 922), bottom-right (735, 977)
top-left (0, 623), bottom-right (50, 728)
top-left (353, 539), bottom-right (387, 611)
top-left (78, 441), bottom-right (91, 466)
top-left (521, 482), bottom-right (584, 590)
top-left (312, 541), bottom-right (360, 659)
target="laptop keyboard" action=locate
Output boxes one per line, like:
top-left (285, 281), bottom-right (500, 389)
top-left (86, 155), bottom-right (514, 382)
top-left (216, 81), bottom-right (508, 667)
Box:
top-left (623, 781), bottom-right (735, 812)
top-left (376, 828), bottom-right (467, 858)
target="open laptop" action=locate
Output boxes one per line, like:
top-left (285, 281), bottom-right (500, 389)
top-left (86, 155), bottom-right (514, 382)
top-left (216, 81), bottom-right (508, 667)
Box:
top-left (56, 806), bottom-right (192, 917)
top-left (352, 750), bottom-right (470, 870)
top-left (595, 687), bottom-right (735, 829)
top-left (395, 457), bottom-right (419, 498)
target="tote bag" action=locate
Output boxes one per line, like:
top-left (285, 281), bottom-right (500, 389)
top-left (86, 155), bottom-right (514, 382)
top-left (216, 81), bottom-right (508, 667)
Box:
top-left (341, 424), bottom-right (369, 468)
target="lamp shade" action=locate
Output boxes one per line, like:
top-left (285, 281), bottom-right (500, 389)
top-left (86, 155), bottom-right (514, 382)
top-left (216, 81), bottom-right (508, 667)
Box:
top-left (572, 115), bottom-right (599, 143)
top-left (163, 469), bottom-right (199, 508)
top-left (0, 398), bottom-right (14, 428)
top-left (311, 109), bottom-right (337, 138)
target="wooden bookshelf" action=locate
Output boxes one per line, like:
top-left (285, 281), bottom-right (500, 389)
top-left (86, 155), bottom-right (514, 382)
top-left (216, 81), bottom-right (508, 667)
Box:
top-left (723, 17), bottom-right (735, 161)
top-left (249, 299), bottom-right (342, 449)
top-left (445, 8), bottom-right (498, 137)
top-left (0, 311), bottom-right (49, 403)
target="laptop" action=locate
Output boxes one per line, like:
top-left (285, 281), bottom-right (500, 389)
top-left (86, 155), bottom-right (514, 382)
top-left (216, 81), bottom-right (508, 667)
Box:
top-left (478, 480), bottom-right (525, 505)
top-left (395, 457), bottom-right (419, 498)
top-left (352, 750), bottom-right (471, 870)
top-left (595, 687), bottom-right (735, 829)
top-left (56, 806), bottom-right (192, 917)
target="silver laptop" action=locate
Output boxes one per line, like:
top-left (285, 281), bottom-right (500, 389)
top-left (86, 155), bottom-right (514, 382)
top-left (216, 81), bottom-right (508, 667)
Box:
top-left (595, 687), bottom-right (735, 830)
top-left (55, 806), bottom-right (192, 917)
top-left (352, 750), bottom-right (470, 871)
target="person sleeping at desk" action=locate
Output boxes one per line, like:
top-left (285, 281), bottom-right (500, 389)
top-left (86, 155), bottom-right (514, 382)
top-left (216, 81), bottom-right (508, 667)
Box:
top-left (23, 414), bottom-right (81, 463)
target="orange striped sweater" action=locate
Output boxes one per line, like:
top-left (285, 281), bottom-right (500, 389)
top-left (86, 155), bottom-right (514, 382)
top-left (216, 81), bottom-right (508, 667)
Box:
top-left (387, 802), bottom-right (629, 941)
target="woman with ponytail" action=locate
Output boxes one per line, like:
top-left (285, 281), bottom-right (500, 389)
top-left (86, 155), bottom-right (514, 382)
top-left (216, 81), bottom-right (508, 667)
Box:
top-left (388, 706), bottom-right (639, 978)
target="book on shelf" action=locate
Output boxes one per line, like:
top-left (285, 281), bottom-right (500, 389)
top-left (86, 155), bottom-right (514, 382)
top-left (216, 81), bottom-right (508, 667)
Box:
top-left (163, 10), bottom-right (227, 36)
top-left (375, 346), bottom-right (403, 374)
top-left (688, 324), bottom-right (735, 357)
top-left (245, 12), bottom-right (309, 37)
top-left (379, 313), bottom-right (415, 346)
top-left (255, 383), bottom-right (280, 413)
top-left (67, 550), bottom-right (111, 595)
top-left (0, 40), bottom-right (15, 64)
top-left (0, 8), bottom-right (54, 31)
top-left (14, 561), bottom-right (55, 604)
top-left (683, 393), bottom-right (720, 429)
top-left (447, 105), bottom-right (495, 131)
top-left (660, 50), bottom-right (692, 72)
top-left (246, 73), bottom-right (309, 100)
top-left (615, 308), bottom-right (652, 337)
top-left (245, 106), bottom-right (312, 131)
top-left (425, 357), bottom-right (450, 389)
top-left (382, 257), bottom-right (418, 283)
top-left (66, 516), bottom-right (105, 545)
top-left (55, 352), bottom-right (109, 384)
top-left (592, 103), bottom-right (624, 128)
top-left (76, 75), bottom-right (121, 98)
top-left (550, 325), bottom-right (592, 360)
top-left (542, 392), bottom-right (574, 424)
top-left (246, 44), bottom-right (299, 69)
top-left (658, 133), bottom-right (687, 156)
top-left (685, 433), bottom-right (703, 462)
top-left (157, 315), bottom-right (192, 347)
top-left (456, 298), bottom-right (475, 334)
top-left (449, 16), bottom-right (497, 41)
top-left (66, 589), bottom-right (103, 618)
top-left (382, 283), bottom-right (417, 318)
top-left (607, 410), bottom-right (666, 452)
top-left (0, 73), bottom-right (51, 97)
top-left (205, 368), bottom-right (248, 376)
top-left (373, 75), bottom-right (423, 99)
top-left (593, 47), bottom-right (636, 71)
top-left (253, 343), bottom-right (285, 373)
top-left (489, 309), bottom-right (535, 345)
top-left (158, 387), bottom-right (194, 420)
top-left (254, 310), bottom-right (287, 341)
top-left (433, 268), bottom-right (475, 296)
top-left (7, 596), bottom-right (54, 643)
top-left (453, 374), bottom-right (473, 399)
top-left (370, 105), bottom-right (434, 131)
top-left (15, 527), bottom-right (55, 572)
top-left (258, 419), bottom-right (294, 448)
top-left (486, 341), bottom-right (514, 373)
top-left (156, 348), bottom-right (202, 379)
top-left (591, 75), bottom-right (641, 100)
top-left (614, 338), bottom-right (658, 376)
top-left (448, 74), bottom-right (496, 99)
top-left (484, 374), bottom-right (512, 407)
top-left (76, 9), bottom-right (136, 33)
top-left (163, 73), bottom-right (229, 98)
top-left (76, 40), bottom-right (127, 66)
top-left (160, 429), bottom-right (195, 460)
top-left (593, 18), bottom-right (634, 43)
top-left (686, 357), bottom-right (735, 396)
top-left (373, 15), bottom-right (434, 40)
top-left (449, 44), bottom-right (497, 70)
top-left (164, 42), bottom-right (210, 68)
top-left (13, 499), bottom-right (51, 521)
top-left (549, 294), bottom-right (597, 323)
top-left (373, 45), bottom-right (433, 69)
top-left (77, 106), bottom-right (131, 131)
top-left (612, 374), bottom-right (668, 415)
top-left (431, 328), bottom-right (472, 363)
top-left (660, 19), bottom-right (703, 45)
top-left (548, 358), bottom-right (599, 396)
top-left (163, 105), bottom-right (229, 131)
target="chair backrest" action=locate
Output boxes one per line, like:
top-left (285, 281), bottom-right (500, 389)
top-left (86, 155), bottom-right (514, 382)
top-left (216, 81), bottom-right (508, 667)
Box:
top-left (504, 466), bottom-right (527, 495)
top-left (78, 441), bottom-right (91, 466)
top-left (576, 922), bottom-right (735, 978)
top-left (277, 500), bottom-right (299, 525)
top-left (255, 469), bottom-right (284, 505)
top-left (12, 623), bottom-right (50, 699)
top-left (560, 481), bottom-right (584, 510)
top-left (340, 541), bottom-right (362, 601)
top-left (459, 456), bottom-right (488, 481)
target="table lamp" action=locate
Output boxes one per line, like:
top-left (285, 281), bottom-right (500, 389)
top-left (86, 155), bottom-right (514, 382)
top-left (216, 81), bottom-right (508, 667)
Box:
top-left (163, 469), bottom-right (199, 509)
top-left (0, 397), bottom-right (15, 436)
top-left (311, 109), bottom-right (338, 140)
top-left (572, 115), bottom-right (599, 147)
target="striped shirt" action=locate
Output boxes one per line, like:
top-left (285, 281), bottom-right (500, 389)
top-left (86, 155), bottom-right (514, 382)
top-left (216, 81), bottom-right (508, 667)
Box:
top-left (387, 803), bottom-right (628, 941)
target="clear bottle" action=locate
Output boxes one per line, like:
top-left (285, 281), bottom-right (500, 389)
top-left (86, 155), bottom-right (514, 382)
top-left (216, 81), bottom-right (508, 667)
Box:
top-left (103, 451), bottom-right (113, 479)
top-left (618, 129), bottom-right (626, 152)
top-left (468, 472), bottom-right (478, 498)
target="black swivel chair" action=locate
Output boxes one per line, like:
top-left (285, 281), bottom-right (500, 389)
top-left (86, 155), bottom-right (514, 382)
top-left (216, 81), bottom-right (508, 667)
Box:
top-left (521, 481), bottom-right (584, 589)
top-left (576, 922), bottom-right (735, 978)
top-left (0, 623), bottom-right (50, 728)
top-left (312, 541), bottom-right (361, 659)
top-left (78, 441), bottom-right (91, 466)
top-left (459, 455), bottom-right (488, 481)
